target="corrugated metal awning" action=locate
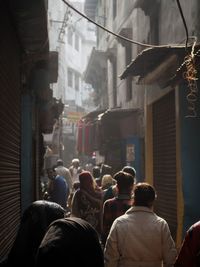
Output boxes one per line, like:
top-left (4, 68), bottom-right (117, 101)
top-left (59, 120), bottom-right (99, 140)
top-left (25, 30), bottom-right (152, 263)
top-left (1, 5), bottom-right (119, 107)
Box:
top-left (119, 44), bottom-right (200, 86)
top-left (100, 108), bottom-right (139, 120)
top-left (82, 109), bottom-right (106, 121)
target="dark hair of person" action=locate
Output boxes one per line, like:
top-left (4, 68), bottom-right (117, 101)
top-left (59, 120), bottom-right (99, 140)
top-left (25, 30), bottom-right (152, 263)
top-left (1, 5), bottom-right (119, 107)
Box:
top-left (122, 166), bottom-right (136, 178)
top-left (114, 171), bottom-right (134, 193)
top-left (56, 159), bottom-right (63, 166)
top-left (101, 164), bottom-right (112, 176)
top-left (35, 217), bottom-right (104, 267)
top-left (6, 200), bottom-right (65, 267)
top-left (92, 166), bottom-right (101, 178)
top-left (133, 182), bottom-right (156, 207)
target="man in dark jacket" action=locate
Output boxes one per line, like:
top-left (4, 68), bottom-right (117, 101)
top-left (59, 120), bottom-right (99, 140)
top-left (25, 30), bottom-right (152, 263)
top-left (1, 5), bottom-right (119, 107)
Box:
top-left (47, 166), bottom-right (69, 210)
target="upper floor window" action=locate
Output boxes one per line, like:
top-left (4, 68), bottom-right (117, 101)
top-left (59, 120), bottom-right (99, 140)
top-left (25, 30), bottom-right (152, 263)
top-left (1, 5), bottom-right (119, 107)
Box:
top-left (68, 69), bottom-right (73, 87)
top-left (125, 43), bottom-right (132, 100)
top-left (113, 0), bottom-right (117, 19)
top-left (75, 73), bottom-right (79, 91)
top-left (75, 34), bottom-right (79, 51)
top-left (68, 28), bottom-right (73, 46)
top-left (113, 60), bottom-right (117, 107)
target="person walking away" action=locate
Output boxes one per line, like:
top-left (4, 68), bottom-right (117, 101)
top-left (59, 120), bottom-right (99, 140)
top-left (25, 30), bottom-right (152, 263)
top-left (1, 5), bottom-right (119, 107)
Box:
top-left (93, 165), bottom-right (101, 187)
top-left (101, 171), bottom-right (134, 246)
top-left (101, 174), bottom-right (116, 191)
top-left (122, 165), bottom-right (136, 184)
top-left (71, 171), bottom-right (103, 235)
top-left (35, 217), bottom-right (104, 267)
top-left (104, 182), bottom-right (177, 267)
top-left (55, 158), bottom-right (72, 192)
top-left (174, 220), bottom-right (200, 267)
top-left (66, 181), bottom-right (80, 215)
top-left (103, 165), bottom-right (136, 204)
top-left (47, 166), bottom-right (69, 210)
top-left (2, 200), bottom-right (65, 267)
top-left (45, 167), bottom-right (56, 199)
top-left (101, 164), bottom-right (112, 179)
top-left (69, 158), bottom-right (82, 184)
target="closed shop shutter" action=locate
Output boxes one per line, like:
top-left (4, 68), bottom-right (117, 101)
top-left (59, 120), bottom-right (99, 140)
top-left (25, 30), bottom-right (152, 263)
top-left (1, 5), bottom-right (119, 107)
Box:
top-left (152, 90), bottom-right (177, 240)
top-left (0, 4), bottom-right (21, 258)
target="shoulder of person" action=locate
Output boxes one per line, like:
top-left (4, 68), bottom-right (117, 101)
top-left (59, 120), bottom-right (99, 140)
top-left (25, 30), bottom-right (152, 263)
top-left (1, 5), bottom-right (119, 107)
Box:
top-left (63, 167), bottom-right (70, 172)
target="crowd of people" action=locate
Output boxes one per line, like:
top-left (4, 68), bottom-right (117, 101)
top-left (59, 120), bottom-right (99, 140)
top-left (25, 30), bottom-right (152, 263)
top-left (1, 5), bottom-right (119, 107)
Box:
top-left (1, 158), bottom-right (200, 267)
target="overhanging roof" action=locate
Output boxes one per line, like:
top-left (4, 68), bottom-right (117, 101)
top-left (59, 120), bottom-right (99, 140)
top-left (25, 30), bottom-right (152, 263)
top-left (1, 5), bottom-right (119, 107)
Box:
top-left (82, 109), bottom-right (106, 121)
top-left (9, 0), bottom-right (49, 55)
top-left (82, 108), bottom-right (139, 123)
top-left (120, 44), bottom-right (200, 85)
top-left (101, 108), bottom-right (139, 120)
top-left (84, 48), bottom-right (107, 84)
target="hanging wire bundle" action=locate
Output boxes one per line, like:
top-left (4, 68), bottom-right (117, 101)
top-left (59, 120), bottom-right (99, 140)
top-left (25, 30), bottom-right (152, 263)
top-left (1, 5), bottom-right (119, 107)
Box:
top-left (182, 41), bottom-right (199, 118)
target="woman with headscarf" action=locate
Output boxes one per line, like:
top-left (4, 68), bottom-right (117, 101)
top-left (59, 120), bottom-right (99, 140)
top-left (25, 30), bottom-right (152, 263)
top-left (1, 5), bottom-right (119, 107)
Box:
top-left (35, 217), bottom-right (104, 267)
top-left (4, 200), bottom-right (65, 267)
top-left (71, 171), bottom-right (103, 235)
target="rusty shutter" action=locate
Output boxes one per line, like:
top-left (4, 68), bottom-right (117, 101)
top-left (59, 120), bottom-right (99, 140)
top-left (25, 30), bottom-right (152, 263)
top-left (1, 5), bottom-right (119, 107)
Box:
top-left (152, 90), bottom-right (177, 240)
top-left (0, 3), bottom-right (21, 258)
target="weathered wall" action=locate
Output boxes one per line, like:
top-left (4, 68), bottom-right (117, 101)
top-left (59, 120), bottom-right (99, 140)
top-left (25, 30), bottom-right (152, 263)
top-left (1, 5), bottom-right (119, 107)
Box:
top-left (159, 1), bottom-right (198, 44)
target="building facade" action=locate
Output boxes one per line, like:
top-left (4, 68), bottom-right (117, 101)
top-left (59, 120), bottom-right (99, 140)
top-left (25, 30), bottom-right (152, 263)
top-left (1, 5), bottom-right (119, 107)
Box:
top-left (84, 0), bottom-right (200, 245)
top-left (0, 0), bottom-right (63, 259)
top-left (47, 0), bottom-right (97, 166)
top-left (84, 0), bottom-right (145, 179)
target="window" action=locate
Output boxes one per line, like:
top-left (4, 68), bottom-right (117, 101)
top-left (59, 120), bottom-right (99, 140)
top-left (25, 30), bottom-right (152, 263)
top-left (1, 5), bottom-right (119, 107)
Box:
top-left (113, 60), bottom-right (117, 107)
top-left (125, 43), bottom-right (132, 100)
top-left (68, 69), bottom-right (73, 87)
top-left (75, 34), bottom-right (79, 51)
top-left (75, 73), bottom-right (79, 91)
top-left (126, 76), bottom-right (132, 100)
top-left (68, 28), bottom-right (73, 46)
top-left (113, 0), bottom-right (117, 19)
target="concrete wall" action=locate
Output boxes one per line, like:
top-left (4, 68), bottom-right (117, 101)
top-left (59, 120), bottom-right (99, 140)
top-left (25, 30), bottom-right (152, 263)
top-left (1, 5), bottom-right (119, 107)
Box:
top-left (143, 0), bottom-right (200, 240)
top-left (100, 1), bottom-right (148, 111)
top-left (159, 1), bottom-right (198, 45)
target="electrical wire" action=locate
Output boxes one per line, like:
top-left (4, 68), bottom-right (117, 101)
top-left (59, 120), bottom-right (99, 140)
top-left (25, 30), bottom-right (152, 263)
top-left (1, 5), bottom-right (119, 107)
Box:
top-left (61, 0), bottom-right (181, 48)
top-left (176, 0), bottom-right (189, 49)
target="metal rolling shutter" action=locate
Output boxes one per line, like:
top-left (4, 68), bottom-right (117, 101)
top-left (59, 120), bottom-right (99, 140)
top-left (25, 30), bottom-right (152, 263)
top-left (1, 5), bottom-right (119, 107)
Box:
top-left (152, 90), bottom-right (177, 240)
top-left (0, 4), bottom-right (21, 258)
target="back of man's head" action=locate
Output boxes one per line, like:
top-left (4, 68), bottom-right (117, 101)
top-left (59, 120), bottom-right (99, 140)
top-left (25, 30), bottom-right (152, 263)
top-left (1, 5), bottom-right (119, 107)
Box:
top-left (72, 158), bottom-right (80, 167)
top-left (101, 164), bottom-right (112, 176)
top-left (114, 171), bottom-right (134, 193)
top-left (122, 166), bottom-right (136, 178)
top-left (57, 159), bottom-right (63, 167)
top-left (133, 182), bottom-right (156, 207)
top-left (92, 166), bottom-right (101, 178)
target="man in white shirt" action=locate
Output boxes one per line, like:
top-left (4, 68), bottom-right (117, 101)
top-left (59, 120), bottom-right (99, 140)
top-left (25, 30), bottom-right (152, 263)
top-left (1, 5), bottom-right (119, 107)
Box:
top-left (69, 158), bottom-right (82, 184)
top-left (104, 182), bottom-right (177, 267)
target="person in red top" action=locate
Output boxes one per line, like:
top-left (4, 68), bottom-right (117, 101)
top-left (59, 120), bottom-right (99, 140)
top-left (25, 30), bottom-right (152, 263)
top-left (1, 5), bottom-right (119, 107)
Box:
top-left (175, 220), bottom-right (200, 267)
top-left (101, 171), bottom-right (134, 246)
top-left (71, 171), bottom-right (103, 235)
